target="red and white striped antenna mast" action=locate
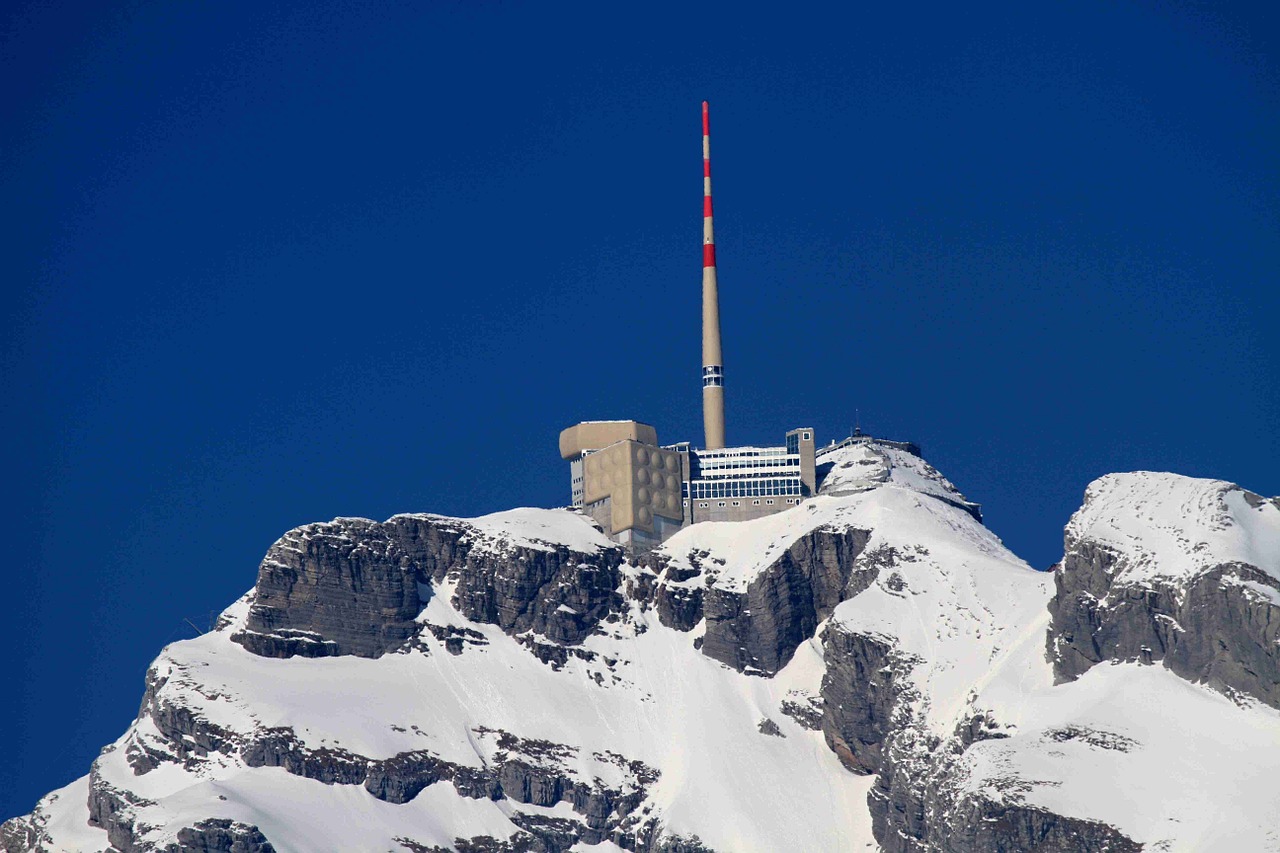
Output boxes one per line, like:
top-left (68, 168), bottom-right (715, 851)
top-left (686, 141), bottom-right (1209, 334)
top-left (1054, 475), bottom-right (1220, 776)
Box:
top-left (701, 101), bottom-right (726, 450)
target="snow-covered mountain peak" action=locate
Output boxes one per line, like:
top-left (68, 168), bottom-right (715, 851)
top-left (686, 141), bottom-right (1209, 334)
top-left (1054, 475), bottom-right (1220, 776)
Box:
top-left (816, 442), bottom-right (982, 521)
top-left (5, 461), bottom-right (1278, 853)
top-left (1067, 470), bottom-right (1280, 584)
top-left (654, 445), bottom-right (993, 599)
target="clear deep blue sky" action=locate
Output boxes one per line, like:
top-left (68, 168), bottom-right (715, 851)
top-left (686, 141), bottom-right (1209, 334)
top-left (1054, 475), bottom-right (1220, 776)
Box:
top-left (3, 0), bottom-right (1276, 818)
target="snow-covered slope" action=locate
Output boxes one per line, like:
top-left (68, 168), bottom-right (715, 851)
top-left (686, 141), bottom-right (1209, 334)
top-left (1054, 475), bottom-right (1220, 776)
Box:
top-left (4, 504), bottom-right (879, 853)
top-left (1065, 471), bottom-right (1280, 585)
top-left (21, 584), bottom-right (872, 852)
top-left (819, 468), bottom-right (1280, 852)
top-left (963, 657), bottom-right (1280, 851)
top-left (4, 456), bottom-right (1278, 853)
top-left (815, 441), bottom-right (981, 520)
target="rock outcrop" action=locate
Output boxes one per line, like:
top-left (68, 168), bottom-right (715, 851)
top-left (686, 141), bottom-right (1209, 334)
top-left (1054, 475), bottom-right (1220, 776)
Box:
top-left (821, 616), bottom-right (1145, 853)
top-left (815, 440), bottom-right (983, 522)
top-left (86, 687), bottom-right (663, 853)
top-left (1047, 474), bottom-right (1280, 708)
top-left (168, 820), bottom-right (276, 853)
top-left (699, 526), bottom-right (873, 674)
top-left (820, 624), bottom-right (912, 775)
top-left (233, 510), bottom-right (624, 659)
top-left (231, 516), bottom-right (454, 658)
top-left (448, 531), bottom-right (626, 646)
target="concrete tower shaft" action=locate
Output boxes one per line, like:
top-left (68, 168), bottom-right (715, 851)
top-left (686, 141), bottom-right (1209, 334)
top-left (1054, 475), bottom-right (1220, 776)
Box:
top-left (701, 101), bottom-right (726, 450)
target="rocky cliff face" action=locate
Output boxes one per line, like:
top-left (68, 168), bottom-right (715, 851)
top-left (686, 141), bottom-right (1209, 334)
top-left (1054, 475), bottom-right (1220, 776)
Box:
top-left (234, 510), bottom-right (628, 660)
top-left (232, 517), bottom-right (435, 659)
top-left (1047, 474), bottom-right (1280, 708)
top-left (5, 457), bottom-right (1279, 853)
top-left (818, 615), bottom-right (1146, 853)
top-left (813, 471), bottom-right (1280, 853)
top-left (695, 526), bottom-right (874, 675)
top-left (819, 626), bottom-right (906, 776)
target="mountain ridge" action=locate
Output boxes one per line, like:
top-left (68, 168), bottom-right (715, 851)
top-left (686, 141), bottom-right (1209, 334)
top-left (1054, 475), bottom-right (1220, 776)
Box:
top-left (5, 446), bottom-right (1278, 852)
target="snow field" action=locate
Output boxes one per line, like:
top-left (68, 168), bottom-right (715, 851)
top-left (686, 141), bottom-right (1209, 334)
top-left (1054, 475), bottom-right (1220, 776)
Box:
top-left (1067, 472), bottom-right (1280, 584)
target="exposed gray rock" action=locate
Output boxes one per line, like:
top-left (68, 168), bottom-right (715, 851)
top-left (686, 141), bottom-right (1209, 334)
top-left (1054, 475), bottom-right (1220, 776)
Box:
top-left (133, 665), bottom-right (237, 772)
top-left (241, 727), bottom-right (369, 785)
top-left (363, 751), bottom-right (452, 804)
top-left (924, 795), bottom-right (1142, 853)
top-left (756, 718), bottom-right (783, 737)
top-left (83, 721), bottom-right (663, 851)
top-left (424, 622), bottom-right (489, 656)
top-left (232, 517), bottom-right (431, 659)
top-left (86, 763), bottom-right (154, 853)
top-left (815, 441), bottom-right (983, 523)
top-left (404, 827), bottom-right (698, 853)
top-left (107, 711), bottom-right (662, 851)
top-left (820, 619), bottom-right (1142, 853)
top-left (404, 834), bottom-right (544, 853)
top-left (167, 819), bottom-right (276, 853)
top-left (451, 541), bottom-right (626, 646)
top-left (16, 471), bottom-right (1275, 852)
top-left (232, 513), bottom-right (626, 660)
top-left (516, 634), bottom-right (598, 670)
top-left (1049, 540), bottom-right (1280, 709)
top-left (779, 695), bottom-right (824, 731)
top-left (699, 526), bottom-right (873, 674)
top-left (0, 818), bottom-right (40, 853)
top-left (653, 562), bottom-right (705, 632)
top-left (508, 813), bottom-right (584, 852)
top-left (629, 552), bottom-right (707, 633)
top-left (820, 622), bottom-right (915, 775)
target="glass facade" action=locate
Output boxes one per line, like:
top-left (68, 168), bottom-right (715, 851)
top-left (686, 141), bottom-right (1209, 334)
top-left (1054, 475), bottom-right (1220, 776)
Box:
top-left (683, 444), bottom-right (804, 501)
top-left (685, 477), bottom-right (802, 500)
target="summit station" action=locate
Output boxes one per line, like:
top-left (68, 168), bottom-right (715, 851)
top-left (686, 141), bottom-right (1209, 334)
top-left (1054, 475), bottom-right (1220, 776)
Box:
top-left (559, 103), bottom-right (918, 550)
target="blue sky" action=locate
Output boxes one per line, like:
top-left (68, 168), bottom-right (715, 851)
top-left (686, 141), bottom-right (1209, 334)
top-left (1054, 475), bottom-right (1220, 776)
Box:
top-left (2, 0), bottom-right (1276, 818)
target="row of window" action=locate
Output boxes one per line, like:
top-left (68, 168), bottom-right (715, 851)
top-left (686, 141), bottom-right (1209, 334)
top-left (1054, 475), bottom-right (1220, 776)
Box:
top-left (682, 498), bottom-right (800, 509)
top-left (696, 448), bottom-right (791, 460)
top-left (696, 468), bottom-right (802, 482)
top-left (684, 477), bottom-right (802, 499)
top-left (696, 455), bottom-right (799, 470)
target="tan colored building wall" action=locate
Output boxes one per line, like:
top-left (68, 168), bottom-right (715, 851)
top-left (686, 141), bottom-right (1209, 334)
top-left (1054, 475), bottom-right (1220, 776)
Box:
top-left (559, 421), bottom-right (658, 460)
top-left (565, 424), bottom-right (822, 548)
top-left (582, 440), bottom-right (684, 537)
top-left (685, 494), bottom-right (804, 525)
top-left (787, 427), bottom-right (817, 496)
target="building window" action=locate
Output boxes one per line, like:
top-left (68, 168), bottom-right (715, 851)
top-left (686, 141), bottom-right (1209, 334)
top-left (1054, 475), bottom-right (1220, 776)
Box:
top-left (752, 499), bottom-right (760, 506)
top-left (766, 499), bottom-right (774, 505)
top-left (731, 501), bottom-right (740, 507)
top-left (683, 499), bottom-right (688, 507)
top-left (699, 502), bottom-right (708, 509)
top-left (717, 501), bottom-right (726, 507)
top-left (803, 432), bottom-right (811, 441)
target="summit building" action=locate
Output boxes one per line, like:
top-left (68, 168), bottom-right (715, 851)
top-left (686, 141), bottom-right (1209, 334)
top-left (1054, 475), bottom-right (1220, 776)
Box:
top-left (559, 420), bottom-right (818, 551)
top-left (559, 103), bottom-right (905, 550)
